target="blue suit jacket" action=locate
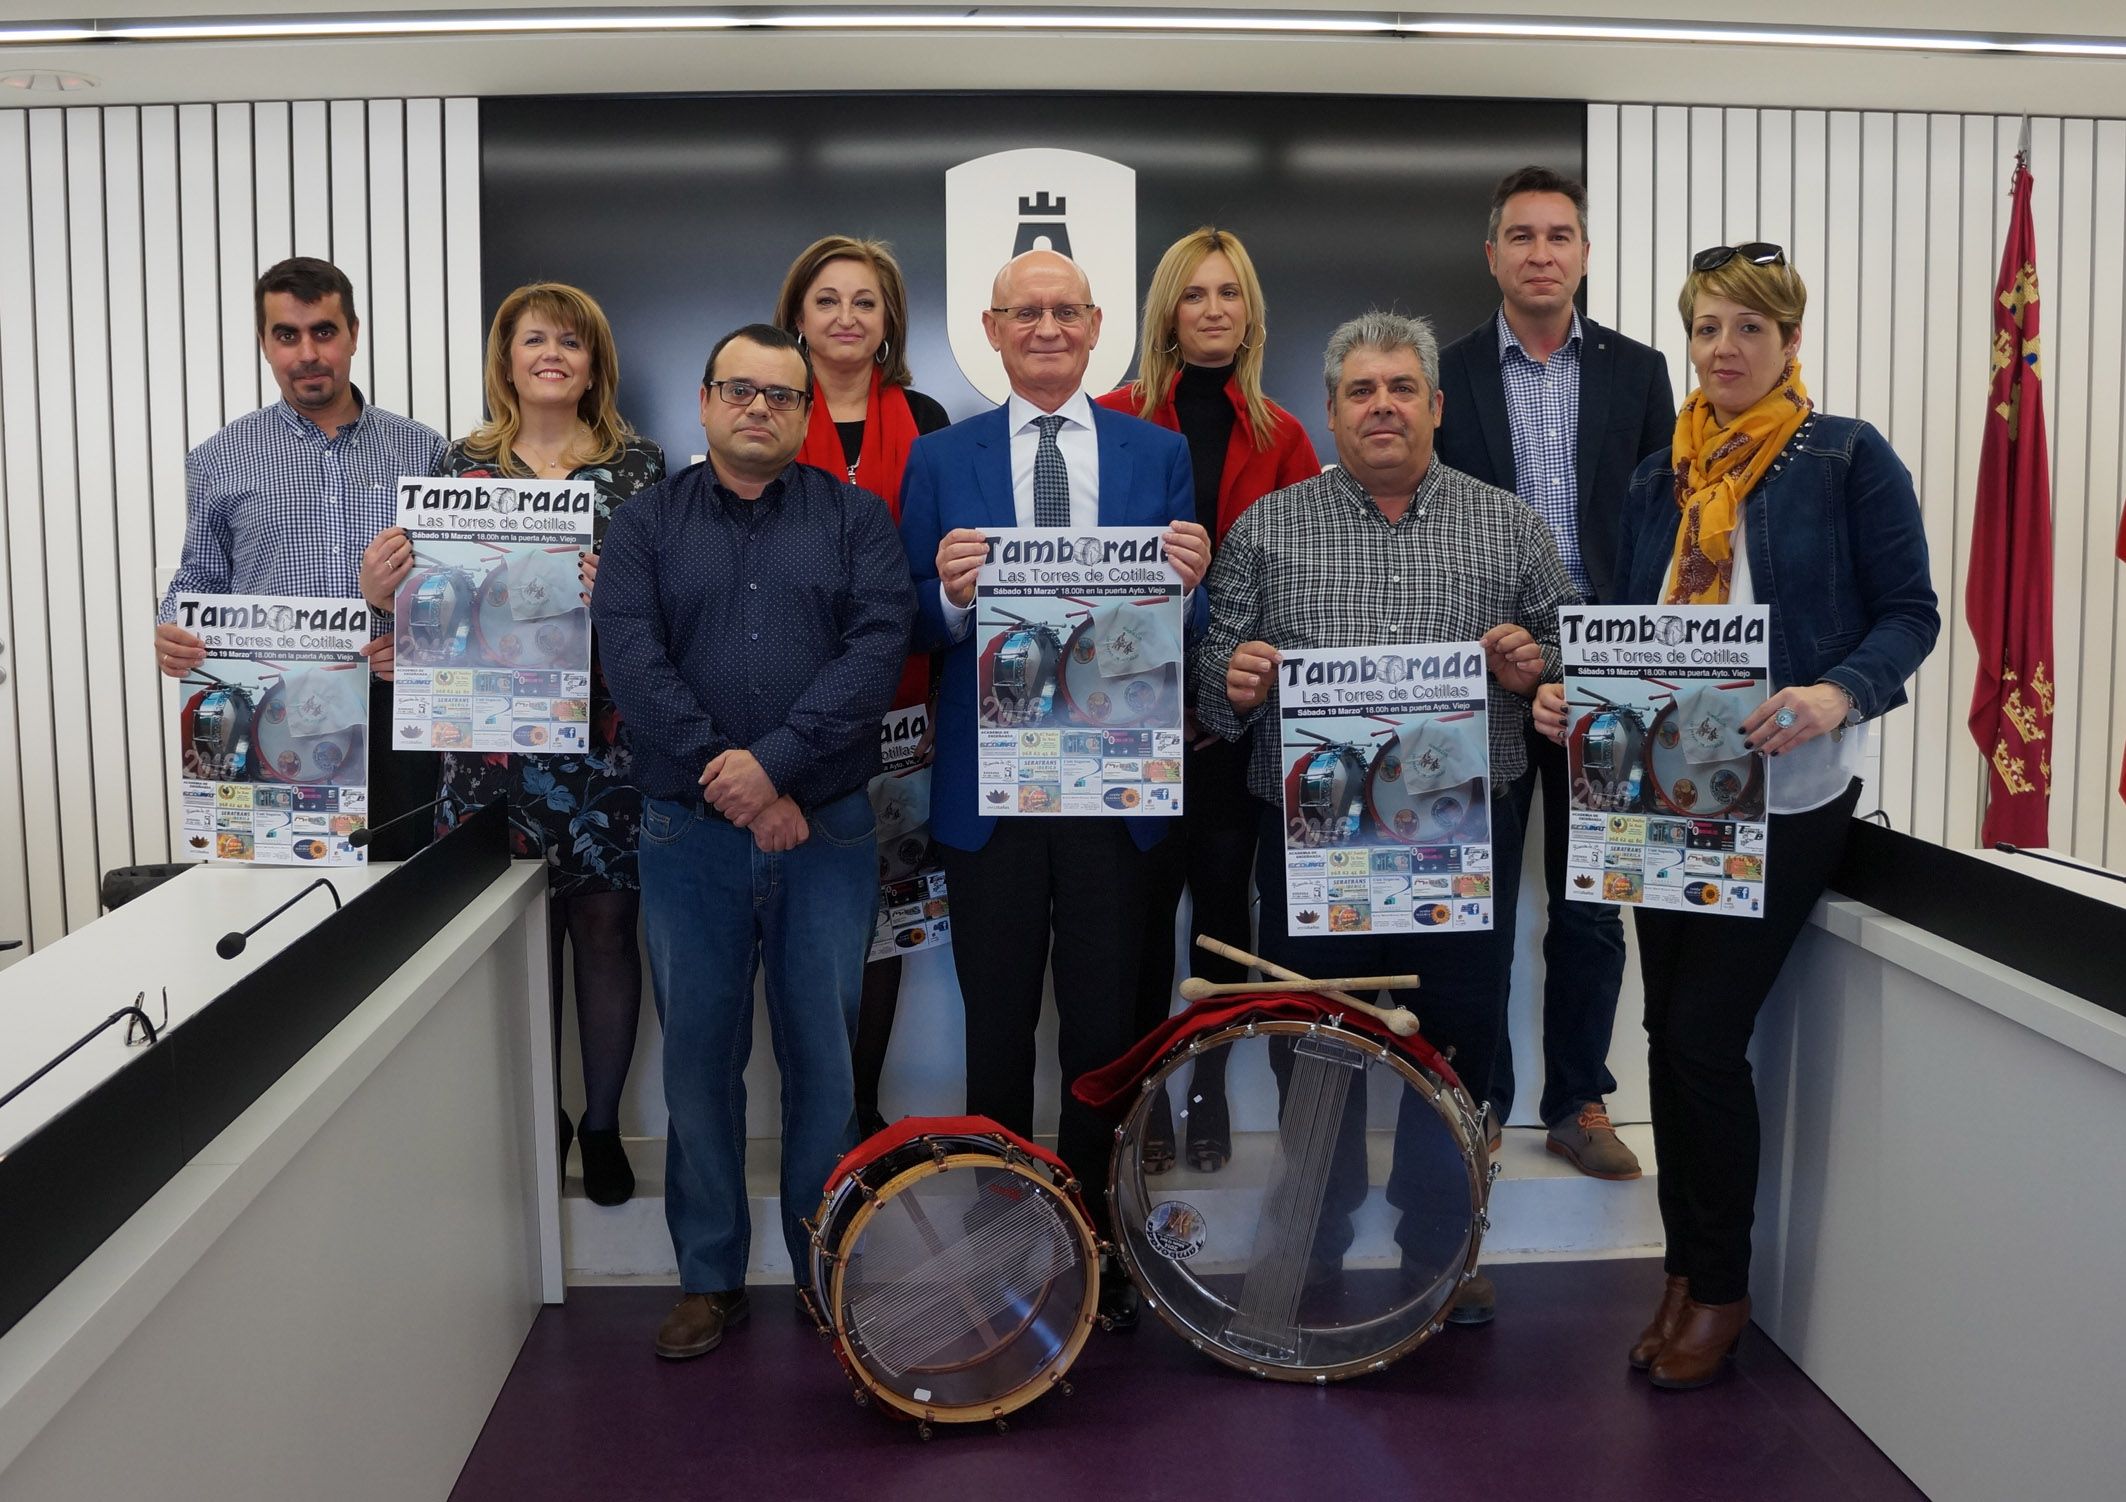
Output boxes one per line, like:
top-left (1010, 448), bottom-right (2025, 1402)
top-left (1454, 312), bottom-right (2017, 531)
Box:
top-left (899, 401), bottom-right (1200, 853)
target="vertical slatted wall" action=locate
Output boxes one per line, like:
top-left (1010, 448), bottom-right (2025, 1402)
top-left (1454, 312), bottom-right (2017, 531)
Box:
top-left (0, 99), bottom-right (481, 958)
top-left (1589, 106), bottom-right (2126, 868)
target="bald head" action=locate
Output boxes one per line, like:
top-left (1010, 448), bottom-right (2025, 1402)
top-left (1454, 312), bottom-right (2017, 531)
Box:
top-left (982, 249), bottom-right (1102, 411)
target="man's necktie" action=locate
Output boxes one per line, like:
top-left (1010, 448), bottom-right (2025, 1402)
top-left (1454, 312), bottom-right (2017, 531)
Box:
top-left (1033, 413), bottom-right (1070, 528)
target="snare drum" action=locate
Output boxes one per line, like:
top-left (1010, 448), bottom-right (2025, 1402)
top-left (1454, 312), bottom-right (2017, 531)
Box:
top-left (803, 1117), bottom-right (1100, 1430)
top-left (1108, 1008), bottom-right (1492, 1382)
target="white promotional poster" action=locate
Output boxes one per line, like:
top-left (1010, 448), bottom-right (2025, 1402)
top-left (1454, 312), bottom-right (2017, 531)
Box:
top-left (390, 474), bottom-right (596, 755)
top-left (868, 703), bottom-right (951, 963)
top-left (1276, 642), bottom-right (1494, 937)
top-left (973, 526), bottom-right (1186, 818)
top-left (1559, 604), bottom-right (1772, 918)
top-left (173, 593), bottom-right (371, 866)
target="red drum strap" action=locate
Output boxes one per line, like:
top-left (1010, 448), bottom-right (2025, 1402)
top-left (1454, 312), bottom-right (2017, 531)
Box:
top-left (821, 1113), bottom-right (1073, 1194)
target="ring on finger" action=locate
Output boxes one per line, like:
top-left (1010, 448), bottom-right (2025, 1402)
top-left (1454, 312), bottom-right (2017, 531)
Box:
top-left (1773, 707), bottom-right (1798, 729)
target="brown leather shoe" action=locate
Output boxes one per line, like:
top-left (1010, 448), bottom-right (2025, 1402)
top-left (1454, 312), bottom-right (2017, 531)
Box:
top-left (1546, 1100), bottom-right (1643, 1180)
top-left (1446, 1271), bottom-right (1496, 1326)
top-left (1648, 1296), bottom-right (1749, 1390)
top-left (1629, 1274), bottom-right (1691, 1370)
top-left (654, 1290), bottom-right (750, 1360)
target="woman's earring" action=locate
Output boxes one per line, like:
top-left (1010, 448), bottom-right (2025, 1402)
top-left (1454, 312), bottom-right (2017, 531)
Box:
top-left (875, 339), bottom-right (892, 366)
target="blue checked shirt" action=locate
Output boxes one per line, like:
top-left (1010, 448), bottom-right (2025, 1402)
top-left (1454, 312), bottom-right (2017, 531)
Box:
top-left (1497, 309), bottom-right (1588, 597)
top-left (158, 395), bottom-right (446, 635)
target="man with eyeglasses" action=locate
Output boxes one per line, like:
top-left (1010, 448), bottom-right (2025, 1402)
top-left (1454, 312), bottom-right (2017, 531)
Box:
top-left (593, 321), bottom-right (915, 1361)
top-left (899, 250), bottom-right (1211, 1327)
top-left (1435, 166), bottom-right (1676, 1183)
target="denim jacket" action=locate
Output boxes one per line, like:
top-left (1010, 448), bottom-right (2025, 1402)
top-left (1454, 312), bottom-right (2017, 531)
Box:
top-left (1613, 413), bottom-right (1940, 720)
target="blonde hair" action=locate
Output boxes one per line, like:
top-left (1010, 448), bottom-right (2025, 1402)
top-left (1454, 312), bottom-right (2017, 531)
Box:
top-left (773, 235), bottom-right (915, 388)
top-left (460, 283), bottom-right (633, 475)
top-left (1128, 227), bottom-right (1277, 451)
top-left (1678, 257), bottom-right (1808, 344)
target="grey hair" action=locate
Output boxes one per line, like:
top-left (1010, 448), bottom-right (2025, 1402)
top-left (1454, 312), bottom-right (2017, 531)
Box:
top-left (1322, 310), bottom-right (1439, 398)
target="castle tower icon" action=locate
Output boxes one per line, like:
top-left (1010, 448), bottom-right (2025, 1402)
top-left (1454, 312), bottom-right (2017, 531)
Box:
top-left (1013, 191), bottom-right (1073, 258)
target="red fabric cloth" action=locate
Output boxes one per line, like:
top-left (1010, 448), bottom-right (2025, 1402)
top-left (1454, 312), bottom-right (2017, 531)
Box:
top-left (2119, 509), bottom-right (2125, 806)
top-left (822, 1114), bottom-right (1073, 1194)
top-left (800, 372), bottom-right (929, 708)
top-left (1095, 374), bottom-right (1320, 543)
top-left (1071, 991), bottom-right (1463, 1116)
top-left (1966, 158), bottom-right (2056, 847)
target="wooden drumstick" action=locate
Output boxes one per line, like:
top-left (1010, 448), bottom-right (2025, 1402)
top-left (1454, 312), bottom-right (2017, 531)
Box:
top-left (1180, 976), bottom-right (1420, 1002)
top-left (1192, 935), bottom-right (1421, 1037)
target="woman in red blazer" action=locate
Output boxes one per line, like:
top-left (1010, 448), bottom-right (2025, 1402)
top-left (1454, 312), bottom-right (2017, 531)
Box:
top-left (1096, 226), bottom-right (1319, 1172)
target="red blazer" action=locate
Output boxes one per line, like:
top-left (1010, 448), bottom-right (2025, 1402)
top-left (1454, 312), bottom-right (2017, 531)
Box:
top-left (1096, 373), bottom-right (1321, 543)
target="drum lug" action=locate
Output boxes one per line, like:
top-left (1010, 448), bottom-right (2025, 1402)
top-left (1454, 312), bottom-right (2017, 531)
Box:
top-left (993, 1414), bottom-right (1010, 1434)
top-left (930, 1142), bottom-right (948, 1167)
top-left (1486, 1160), bottom-right (1502, 1186)
top-left (1429, 1321), bottom-right (1446, 1336)
top-left (917, 1421), bottom-right (934, 1442)
top-left (1476, 1209), bottom-right (1492, 1234)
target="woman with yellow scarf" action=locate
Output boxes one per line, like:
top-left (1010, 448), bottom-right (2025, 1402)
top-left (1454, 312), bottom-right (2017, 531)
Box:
top-left (1535, 246), bottom-right (1938, 1389)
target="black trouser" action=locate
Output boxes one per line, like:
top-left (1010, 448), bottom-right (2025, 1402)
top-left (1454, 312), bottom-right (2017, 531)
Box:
top-left (938, 818), bottom-right (1152, 1235)
top-left (1132, 732), bottom-right (1261, 1112)
top-left (365, 676), bottom-right (440, 862)
top-left (1635, 779), bottom-right (1860, 1306)
top-left (1491, 722), bottom-right (1628, 1127)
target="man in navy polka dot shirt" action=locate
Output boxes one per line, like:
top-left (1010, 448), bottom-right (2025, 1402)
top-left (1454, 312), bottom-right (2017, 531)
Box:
top-left (593, 322), bottom-right (915, 1361)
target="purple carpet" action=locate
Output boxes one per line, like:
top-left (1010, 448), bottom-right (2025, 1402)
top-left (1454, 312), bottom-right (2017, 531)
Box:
top-left (450, 1258), bottom-right (1924, 1501)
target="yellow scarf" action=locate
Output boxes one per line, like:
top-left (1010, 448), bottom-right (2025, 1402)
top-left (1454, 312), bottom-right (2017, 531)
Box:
top-left (1665, 362), bottom-right (1812, 604)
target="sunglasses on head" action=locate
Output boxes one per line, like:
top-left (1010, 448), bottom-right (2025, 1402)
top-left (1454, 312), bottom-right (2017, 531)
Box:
top-left (1692, 243), bottom-right (1786, 272)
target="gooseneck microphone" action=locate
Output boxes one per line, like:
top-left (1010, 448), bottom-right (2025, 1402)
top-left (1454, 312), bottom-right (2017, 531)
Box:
top-left (1992, 842), bottom-right (2126, 887)
top-left (347, 793), bottom-right (455, 850)
top-left (216, 876), bottom-right (343, 960)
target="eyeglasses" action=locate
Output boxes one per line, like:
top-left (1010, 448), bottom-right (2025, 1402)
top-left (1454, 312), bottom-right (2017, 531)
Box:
top-left (706, 378), bottom-right (809, 412)
top-left (990, 303), bottom-right (1095, 328)
top-left (1691, 243), bottom-right (1786, 273)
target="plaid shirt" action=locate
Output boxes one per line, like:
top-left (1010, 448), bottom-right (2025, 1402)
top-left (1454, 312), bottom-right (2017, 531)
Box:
top-left (158, 396), bottom-right (446, 635)
top-left (1498, 308), bottom-right (1587, 596)
top-left (1195, 458), bottom-right (1576, 801)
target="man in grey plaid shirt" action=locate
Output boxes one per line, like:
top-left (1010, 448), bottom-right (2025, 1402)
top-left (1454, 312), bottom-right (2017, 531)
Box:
top-left (1195, 309), bottom-right (1575, 1327)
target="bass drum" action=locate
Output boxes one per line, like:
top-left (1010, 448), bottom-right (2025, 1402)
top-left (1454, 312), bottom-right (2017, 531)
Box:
top-left (803, 1117), bottom-right (1100, 1430)
top-left (1110, 1014), bottom-right (1491, 1382)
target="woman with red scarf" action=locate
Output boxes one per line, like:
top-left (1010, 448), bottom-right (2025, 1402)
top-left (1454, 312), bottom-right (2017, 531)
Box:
top-left (774, 235), bottom-right (951, 1137)
top-left (1096, 227), bottom-right (1319, 1173)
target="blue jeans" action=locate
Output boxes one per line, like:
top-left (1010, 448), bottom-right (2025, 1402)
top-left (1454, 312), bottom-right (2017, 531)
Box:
top-left (638, 790), bottom-right (878, 1292)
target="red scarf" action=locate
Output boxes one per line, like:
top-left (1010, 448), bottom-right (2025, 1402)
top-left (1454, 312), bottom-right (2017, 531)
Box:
top-left (799, 368), bottom-right (921, 515)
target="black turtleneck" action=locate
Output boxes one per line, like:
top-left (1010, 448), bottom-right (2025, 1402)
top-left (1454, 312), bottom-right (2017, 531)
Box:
top-left (1174, 362), bottom-right (1238, 526)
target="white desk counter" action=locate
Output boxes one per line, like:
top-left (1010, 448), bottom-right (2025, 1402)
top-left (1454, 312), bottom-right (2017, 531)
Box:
top-left (0, 858), bottom-right (554, 1501)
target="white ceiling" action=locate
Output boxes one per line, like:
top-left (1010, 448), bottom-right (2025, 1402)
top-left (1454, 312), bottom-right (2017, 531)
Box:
top-left (2, 3), bottom-right (2124, 114)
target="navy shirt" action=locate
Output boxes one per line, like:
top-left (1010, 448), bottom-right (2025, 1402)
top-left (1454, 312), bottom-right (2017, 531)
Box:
top-left (592, 458), bottom-right (916, 808)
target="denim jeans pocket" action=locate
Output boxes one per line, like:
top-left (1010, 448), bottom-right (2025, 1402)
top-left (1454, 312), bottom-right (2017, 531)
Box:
top-left (640, 798), bottom-right (692, 847)
top-left (806, 790), bottom-right (878, 849)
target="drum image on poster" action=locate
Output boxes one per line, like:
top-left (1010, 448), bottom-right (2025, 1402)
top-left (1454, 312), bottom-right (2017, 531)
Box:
top-left (973, 526), bottom-right (1186, 818)
top-left (802, 1117), bottom-right (1099, 1433)
top-left (1276, 643), bottom-right (1493, 938)
top-left (1106, 1009), bottom-right (1491, 1382)
top-left (1559, 605), bottom-right (1771, 918)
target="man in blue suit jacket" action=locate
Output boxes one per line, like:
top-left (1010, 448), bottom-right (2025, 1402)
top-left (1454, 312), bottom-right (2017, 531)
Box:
top-left (899, 250), bottom-right (1209, 1320)
top-left (1435, 166), bottom-right (1675, 1182)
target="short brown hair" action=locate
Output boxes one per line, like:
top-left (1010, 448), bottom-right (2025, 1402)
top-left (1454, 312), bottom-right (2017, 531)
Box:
top-left (1486, 166), bottom-right (1588, 244)
top-left (255, 256), bottom-right (358, 336)
top-left (773, 235), bottom-right (914, 388)
top-left (1678, 257), bottom-right (1808, 344)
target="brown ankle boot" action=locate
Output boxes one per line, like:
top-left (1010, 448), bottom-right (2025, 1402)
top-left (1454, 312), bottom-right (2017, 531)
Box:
top-left (1629, 1274), bottom-right (1691, 1371)
top-left (1648, 1296), bottom-right (1750, 1390)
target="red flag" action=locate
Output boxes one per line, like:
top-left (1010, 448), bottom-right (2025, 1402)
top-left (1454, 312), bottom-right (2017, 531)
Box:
top-left (1966, 155), bottom-right (2054, 847)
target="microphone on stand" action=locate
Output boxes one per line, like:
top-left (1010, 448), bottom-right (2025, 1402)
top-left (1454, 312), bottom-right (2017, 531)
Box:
top-left (1992, 842), bottom-right (2126, 887)
top-left (216, 876), bottom-right (343, 960)
top-left (348, 793), bottom-right (456, 851)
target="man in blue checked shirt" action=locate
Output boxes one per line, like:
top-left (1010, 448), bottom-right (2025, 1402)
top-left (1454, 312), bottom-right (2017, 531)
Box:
top-left (592, 322), bottom-right (914, 1363)
top-left (1436, 167), bottom-right (1677, 1182)
top-left (154, 257), bottom-right (447, 860)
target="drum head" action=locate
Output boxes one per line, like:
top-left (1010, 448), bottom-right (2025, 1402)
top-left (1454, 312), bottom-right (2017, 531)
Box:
top-left (405, 566), bottom-right (477, 664)
top-left (1111, 1020), bottom-right (1485, 1381)
top-left (1365, 743), bottom-right (1490, 846)
top-left (1058, 618), bottom-right (1176, 727)
top-left (979, 627), bottom-right (1063, 726)
top-left (474, 560), bottom-right (589, 669)
top-left (817, 1144), bottom-right (1097, 1422)
top-left (254, 679), bottom-right (364, 785)
top-left (1645, 703), bottom-right (1760, 816)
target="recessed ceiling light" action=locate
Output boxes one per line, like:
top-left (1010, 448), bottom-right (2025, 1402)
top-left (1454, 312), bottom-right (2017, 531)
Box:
top-left (0, 71), bottom-right (100, 92)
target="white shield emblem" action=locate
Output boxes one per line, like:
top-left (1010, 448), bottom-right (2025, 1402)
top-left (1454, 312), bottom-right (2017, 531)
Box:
top-left (945, 148), bottom-right (1137, 406)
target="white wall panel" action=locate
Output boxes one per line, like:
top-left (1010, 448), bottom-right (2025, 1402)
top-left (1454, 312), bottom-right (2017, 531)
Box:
top-left (1600, 104), bottom-right (2126, 866)
top-left (0, 98), bottom-right (478, 951)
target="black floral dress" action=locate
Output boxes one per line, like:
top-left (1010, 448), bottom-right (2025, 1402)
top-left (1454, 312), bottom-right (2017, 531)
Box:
top-left (433, 438), bottom-right (665, 894)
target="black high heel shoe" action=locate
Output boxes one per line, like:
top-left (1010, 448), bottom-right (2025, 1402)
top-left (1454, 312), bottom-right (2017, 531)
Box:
top-left (578, 1128), bottom-right (635, 1207)
top-left (1184, 1087), bottom-right (1231, 1173)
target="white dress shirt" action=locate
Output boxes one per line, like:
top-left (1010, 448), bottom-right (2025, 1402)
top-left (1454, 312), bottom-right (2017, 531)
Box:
top-left (944, 388), bottom-right (1102, 639)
